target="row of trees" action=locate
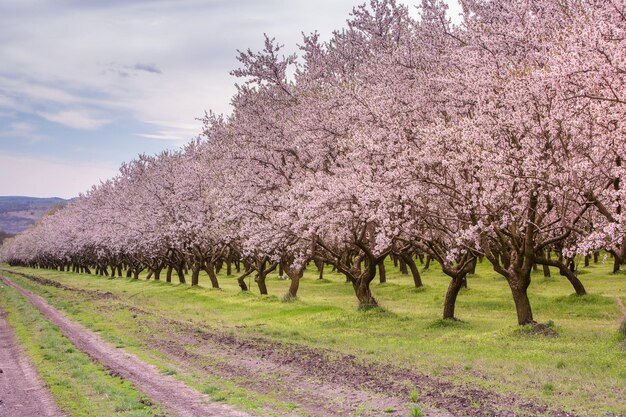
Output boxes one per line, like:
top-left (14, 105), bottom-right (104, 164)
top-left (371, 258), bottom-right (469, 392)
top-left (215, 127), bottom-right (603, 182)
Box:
top-left (2, 0), bottom-right (624, 325)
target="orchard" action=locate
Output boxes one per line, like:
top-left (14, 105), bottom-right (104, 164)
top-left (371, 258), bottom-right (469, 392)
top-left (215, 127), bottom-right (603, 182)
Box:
top-left (2, 0), bottom-right (624, 327)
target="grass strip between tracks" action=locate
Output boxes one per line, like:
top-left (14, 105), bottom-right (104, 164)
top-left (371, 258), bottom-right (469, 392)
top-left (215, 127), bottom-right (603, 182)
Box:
top-left (0, 278), bottom-right (168, 417)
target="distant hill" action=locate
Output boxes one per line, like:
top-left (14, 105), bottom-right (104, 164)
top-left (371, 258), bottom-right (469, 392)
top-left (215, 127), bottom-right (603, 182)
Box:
top-left (0, 196), bottom-right (69, 235)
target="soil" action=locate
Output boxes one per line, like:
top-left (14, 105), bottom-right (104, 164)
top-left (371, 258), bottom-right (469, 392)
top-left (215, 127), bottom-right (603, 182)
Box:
top-left (0, 304), bottom-right (65, 417)
top-left (0, 275), bottom-right (253, 417)
top-left (3, 271), bottom-right (583, 417)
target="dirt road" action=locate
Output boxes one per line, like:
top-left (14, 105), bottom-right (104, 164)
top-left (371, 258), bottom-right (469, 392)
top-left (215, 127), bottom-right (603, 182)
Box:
top-left (0, 275), bottom-right (253, 417)
top-left (0, 303), bottom-right (64, 417)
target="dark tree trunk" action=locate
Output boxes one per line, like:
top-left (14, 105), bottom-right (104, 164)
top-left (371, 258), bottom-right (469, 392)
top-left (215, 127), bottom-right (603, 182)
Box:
top-left (153, 267), bottom-right (162, 281)
top-left (537, 258), bottom-right (586, 296)
top-left (401, 253), bottom-right (423, 288)
top-left (423, 256), bottom-right (431, 271)
top-left (354, 260), bottom-right (378, 309)
top-left (175, 267), bottom-right (186, 284)
top-left (399, 257), bottom-right (408, 274)
top-left (288, 276), bottom-right (300, 298)
top-left (191, 264), bottom-right (201, 286)
top-left (584, 255), bottom-right (590, 267)
top-left (204, 261), bottom-right (220, 289)
top-left (283, 261), bottom-right (304, 299)
top-left (509, 282), bottom-right (534, 325)
top-left (378, 260), bottom-right (387, 283)
top-left (237, 268), bottom-right (253, 291)
top-left (315, 259), bottom-right (324, 280)
top-left (593, 251), bottom-right (599, 264)
top-left (126, 268), bottom-right (132, 278)
top-left (166, 265), bottom-right (173, 283)
top-left (356, 282), bottom-right (378, 309)
top-left (226, 260), bottom-right (232, 276)
top-left (257, 271), bottom-right (268, 295)
top-left (543, 264), bottom-right (551, 277)
top-left (117, 265), bottom-right (122, 277)
top-left (443, 276), bottom-right (465, 320)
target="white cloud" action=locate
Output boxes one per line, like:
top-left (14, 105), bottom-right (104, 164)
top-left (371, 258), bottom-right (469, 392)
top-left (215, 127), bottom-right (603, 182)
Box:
top-left (0, 154), bottom-right (118, 198)
top-left (38, 110), bottom-right (111, 130)
top-left (0, 121), bottom-right (47, 142)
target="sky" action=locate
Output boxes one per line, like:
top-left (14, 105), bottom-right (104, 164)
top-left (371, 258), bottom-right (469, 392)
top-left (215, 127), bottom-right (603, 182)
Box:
top-left (0, 0), bottom-right (461, 199)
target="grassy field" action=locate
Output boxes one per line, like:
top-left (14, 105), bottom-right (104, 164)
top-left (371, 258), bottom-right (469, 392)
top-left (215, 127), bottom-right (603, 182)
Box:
top-left (1, 258), bottom-right (625, 416)
top-left (0, 277), bottom-right (166, 417)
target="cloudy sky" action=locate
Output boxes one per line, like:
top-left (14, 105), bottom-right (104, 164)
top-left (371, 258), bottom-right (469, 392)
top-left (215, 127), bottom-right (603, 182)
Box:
top-left (0, 0), bottom-right (461, 199)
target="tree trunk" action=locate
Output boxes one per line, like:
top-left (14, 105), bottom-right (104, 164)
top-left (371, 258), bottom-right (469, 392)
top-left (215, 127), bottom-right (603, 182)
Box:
top-left (399, 257), bottom-right (408, 274)
top-left (593, 251), bottom-right (599, 264)
top-left (287, 275), bottom-right (300, 298)
top-left (356, 282), bottom-right (378, 309)
top-left (355, 261), bottom-right (378, 309)
top-left (226, 260), bottom-right (232, 276)
top-left (423, 256), bottom-right (431, 271)
top-left (561, 263), bottom-right (586, 296)
top-left (509, 282), bottom-right (534, 325)
top-left (378, 260), bottom-right (387, 283)
top-left (153, 267), bottom-right (162, 281)
top-left (543, 264), bottom-right (551, 277)
top-left (126, 268), bottom-right (132, 278)
top-left (175, 266), bottom-right (186, 284)
top-left (584, 255), bottom-right (590, 267)
top-left (237, 268), bottom-right (253, 291)
top-left (315, 259), bottom-right (324, 280)
top-left (257, 271), bottom-right (268, 295)
top-left (443, 276), bottom-right (465, 320)
top-left (191, 264), bottom-right (201, 286)
top-left (401, 253), bottom-right (423, 288)
top-left (538, 258), bottom-right (586, 296)
top-left (204, 261), bottom-right (220, 289)
top-left (166, 265), bottom-right (173, 283)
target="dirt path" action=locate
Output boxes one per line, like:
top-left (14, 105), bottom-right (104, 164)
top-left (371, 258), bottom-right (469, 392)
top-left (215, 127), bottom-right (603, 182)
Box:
top-left (0, 303), bottom-right (65, 417)
top-left (0, 275), bottom-right (253, 417)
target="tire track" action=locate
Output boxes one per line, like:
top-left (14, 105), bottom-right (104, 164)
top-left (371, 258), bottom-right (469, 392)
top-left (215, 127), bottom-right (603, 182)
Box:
top-left (0, 303), bottom-right (65, 417)
top-left (0, 275), bottom-right (253, 417)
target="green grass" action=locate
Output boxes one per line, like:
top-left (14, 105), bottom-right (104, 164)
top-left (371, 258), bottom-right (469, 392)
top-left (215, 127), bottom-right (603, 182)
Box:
top-left (0, 280), bottom-right (167, 417)
top-left (2, 257), bottom-right (625, 417)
